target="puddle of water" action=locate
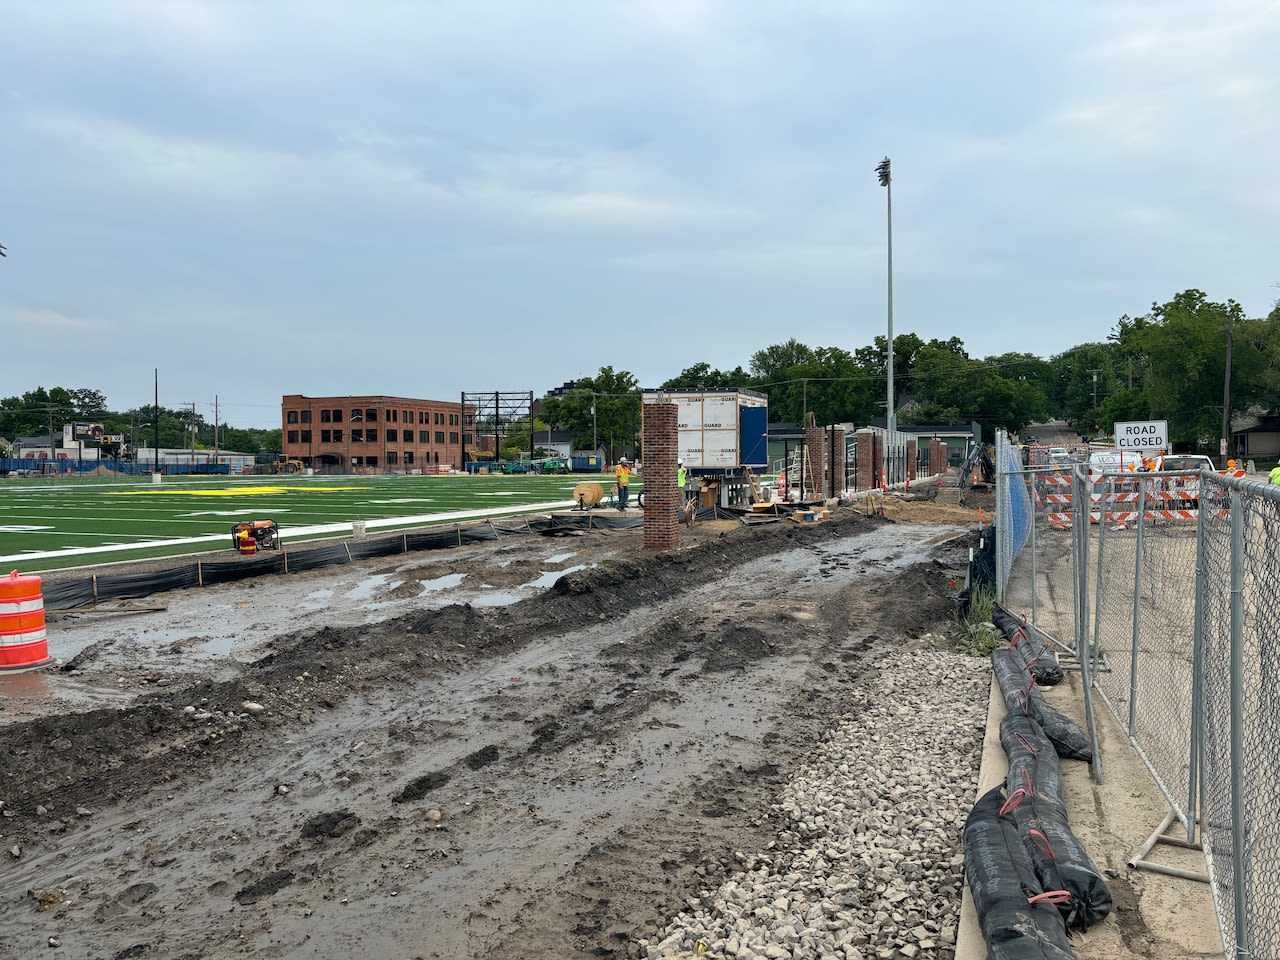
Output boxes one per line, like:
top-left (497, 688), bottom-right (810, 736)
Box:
top-left (545, 552), bottom-right (577, 565)
top-left (345, 573), bottom-right (400, 603)
top-left (420, 573), bottom-right (465, 595)
top-left (524, 564), bottom-right (587, 589)
top-left (472, 591), bottom-right (524, 608)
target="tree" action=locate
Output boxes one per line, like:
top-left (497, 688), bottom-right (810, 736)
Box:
top-left (1112, 290), bottom-right (1245, 448)
top-left (660, 363), bottom-right (751, 391)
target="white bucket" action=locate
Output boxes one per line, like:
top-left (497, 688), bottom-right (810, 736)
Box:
top-left (352, 520), bottom-right (367, 538)
top-left (304, 467), bottom-right (315, 476)
top-left (151, 472), bottom-right (163, 484)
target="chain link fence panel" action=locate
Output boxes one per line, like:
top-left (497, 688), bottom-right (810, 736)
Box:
top-left (1198, 474), bottom-right (1280, 959)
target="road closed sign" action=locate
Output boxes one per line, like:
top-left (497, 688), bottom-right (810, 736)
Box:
top-left (1114, 419), bottom-right (1168, 451)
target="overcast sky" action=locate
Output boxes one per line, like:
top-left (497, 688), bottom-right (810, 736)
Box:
top-left (2, 1), bottom-right (1277, 428)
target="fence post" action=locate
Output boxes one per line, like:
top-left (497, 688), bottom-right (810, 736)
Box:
top-left (1228, 488), bottom-right (1248, 956)
top-left (1187, 487), bottom-right (1208, 843)
top-left (1091, 488), bottom-right (1110, 676)
top-left (1128, 476), bottom-right (1146, 738)
top-left (1029, 465), bottom-right (1038, 626)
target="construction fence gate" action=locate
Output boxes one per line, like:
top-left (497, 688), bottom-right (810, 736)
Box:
top-left (994, 427), bottom-right (1280, 960)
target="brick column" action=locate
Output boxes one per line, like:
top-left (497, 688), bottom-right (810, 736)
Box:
top-left (906, 439), bottom-right (918, 482)
top-left (804, 426), bottom-right (825, 499)
top-left (856, 429), bottom-right (875, 491)
top-left (929, 440), bottom-right (946, 477)
top-left (642, 403), bottom-right (679, 549)
top-left (825, 428), bottom-right (846, 498)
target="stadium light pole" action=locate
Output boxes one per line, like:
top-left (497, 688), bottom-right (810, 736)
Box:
top-left (876, 156), bottom-right (895, 440)
top-left (1221, 312), bottom-right (1234, 460)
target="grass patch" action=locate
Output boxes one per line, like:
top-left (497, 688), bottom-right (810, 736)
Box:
top-left (956, 581), bottom-right (1001, 657)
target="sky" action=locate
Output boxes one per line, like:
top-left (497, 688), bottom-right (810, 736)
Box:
top-left (2, 1), bottom-right (1277, 429)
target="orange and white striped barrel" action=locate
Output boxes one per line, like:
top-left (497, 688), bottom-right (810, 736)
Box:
top-left (0, 570), bottom-right (53, 672)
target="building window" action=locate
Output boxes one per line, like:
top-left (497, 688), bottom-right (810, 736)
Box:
top-left (365, 408), bottom-right (377, 422)
top-left (404, 451), bottom-right (414, 464)
top-left (332, 429), bottom-right (343, 443)
top-left (331, 408), bottom-right (342, 421)
top-left (366, 429), bottom-right (377, 443)
top-left (386, 429), bottom-right (398, 442)
top-left (350, 409), bottom-right (363, 422)
top-left (352, 456), bottom-right (363, 467)
top-left (287, 430), bottom-right (299, 443)
top-left (287, 411), bottom-right (299, 424)
top-left (419, 430), bottom-right (430, 443)
top-left (366, 456), bottom-right (379, 467)
top-left (463, 433), bottom-right (472, 446)
top-left (404, 410), bottom-right (413, 425)
top-left (352, 429), bottom-right (364, 443)
top-left (388, 409), bottom-right (397, 423)
top-left (449, 431), bottom-right (459, 444)
top-left (300, 430), bottom-right (312, 443)
top-left (300, 410), bottom-right (312, 424)
top-left (321, 430), bottom-right (332, 443)
top-left (434, 452), bottom-right (440, 464)
top-left (435, 431), bottom-right (445, 444)
top-left (320, 410), bottom-right (331, 423)
top-left (387, 451), bottom-right (399, 465)
top-left (435, 412), bottom-right (444, 425)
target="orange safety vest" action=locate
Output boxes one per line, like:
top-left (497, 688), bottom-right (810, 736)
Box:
top-left (615, 465), bottom-right (630, 486)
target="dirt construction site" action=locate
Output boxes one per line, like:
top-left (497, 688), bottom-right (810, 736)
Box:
top-left (0, 489), bottom-right (1222, 960)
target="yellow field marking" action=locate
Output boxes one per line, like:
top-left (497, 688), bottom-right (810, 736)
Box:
top-left (111, 486), bottom-right (364, 497)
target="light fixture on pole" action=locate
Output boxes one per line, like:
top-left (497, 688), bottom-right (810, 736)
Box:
top-left (876, 156), bottom-right (895, 440)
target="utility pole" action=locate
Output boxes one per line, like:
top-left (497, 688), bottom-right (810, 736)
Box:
top-left (876, 156), bottom-right (895, 439)
top-left (1221, 312), bottom-right (1234, 459)
top-left (154, 368), bottom-right (161, 475)
top-left (1088, 369), bottom-right (1101, 409)
top-left (214, 395), bottom-right (219, 460)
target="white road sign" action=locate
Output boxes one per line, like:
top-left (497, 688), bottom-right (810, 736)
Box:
top-left (1114, 419), bottom-right (1168, 452)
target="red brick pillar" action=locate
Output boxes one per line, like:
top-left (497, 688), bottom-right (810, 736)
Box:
top-left (826, 428), bottom-right (846, 498)
top-left (856, 429), bottom-right (875, 491)
top-left (906, 439), bottom-right (918, 482)
top-left (804, 426), bottom-right (825, 499)
top-left (929, 440), bottom-right (946, 477)
top-left (642, 403), bottom-right (679, 549)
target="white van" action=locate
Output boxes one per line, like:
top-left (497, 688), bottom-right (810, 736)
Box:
top-left (1087, 450), bottom-right (1145, 483)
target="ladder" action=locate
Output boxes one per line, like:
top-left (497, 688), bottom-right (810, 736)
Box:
top-left (744, 466), bottom-right (764, 502)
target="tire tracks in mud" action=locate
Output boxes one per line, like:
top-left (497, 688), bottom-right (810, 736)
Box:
top-left (0, 514), bottom-right (974, 960)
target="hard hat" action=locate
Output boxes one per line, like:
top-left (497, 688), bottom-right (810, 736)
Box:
top-left (619, 456), bottom-right (628, 463)
top-left (677, 458), bottom-right (684, 465)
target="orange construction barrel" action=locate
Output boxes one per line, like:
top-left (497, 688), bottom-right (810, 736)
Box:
top-left (0, 570), bottom-right (53, 672)
top-left (238, 536), bottom-right (258, 556)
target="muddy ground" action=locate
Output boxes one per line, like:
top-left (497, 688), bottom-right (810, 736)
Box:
top-left (0, 498), bottom-right (986, 960)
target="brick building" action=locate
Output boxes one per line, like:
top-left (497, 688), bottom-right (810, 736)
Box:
top-left (281, 394), bottom-right (473, 473)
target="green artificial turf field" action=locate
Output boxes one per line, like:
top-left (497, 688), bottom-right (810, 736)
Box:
top-left (0, 472), bottom-right (637, 572)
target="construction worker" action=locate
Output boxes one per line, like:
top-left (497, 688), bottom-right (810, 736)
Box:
top-left (614, 457), bottom-right (631, 511)
top-left (677, 459), bottom-right (688, 503)
top-left (1269, 462), bottom-right (1280, 485)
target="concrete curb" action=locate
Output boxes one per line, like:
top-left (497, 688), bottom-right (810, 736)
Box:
top-left (955, 673), bottom-right (1008, 960)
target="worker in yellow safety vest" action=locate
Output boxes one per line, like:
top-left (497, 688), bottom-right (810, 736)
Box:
top-left (677, 459), bottom-right (688, 503)
top-left (614, 457), bottom-right (631, 511)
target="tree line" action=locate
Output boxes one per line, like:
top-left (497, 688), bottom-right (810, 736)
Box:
top-left (540, 289), bottom-right (1278, 455)
top-left (0, 387), bottom-right (281, 458)
top-left (3, 288), bottom-right (1275, 460)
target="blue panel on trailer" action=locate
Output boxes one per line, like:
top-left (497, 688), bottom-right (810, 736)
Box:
top-left (739, 406), bottom-right (768, 467)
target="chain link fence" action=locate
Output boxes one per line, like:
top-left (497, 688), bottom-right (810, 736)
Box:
top-left (1197, 474), bottom-right (1280, 960)
top-left (998, 459), bottom-right (1280, 959)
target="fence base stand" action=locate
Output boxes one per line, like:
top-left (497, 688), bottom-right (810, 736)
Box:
top-left (1128, 810), bottom-right (1209, 883)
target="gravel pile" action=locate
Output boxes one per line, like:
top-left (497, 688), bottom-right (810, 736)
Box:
top-left (638, 648), bottom-right (990, 960)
